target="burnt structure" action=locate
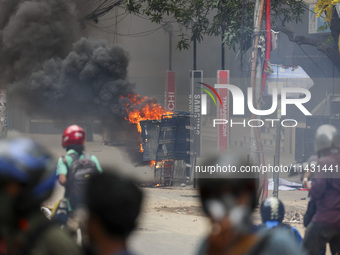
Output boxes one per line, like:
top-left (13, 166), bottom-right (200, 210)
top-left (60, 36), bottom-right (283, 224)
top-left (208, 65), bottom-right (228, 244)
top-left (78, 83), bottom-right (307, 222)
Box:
top-left (140, 112), bottom-right (192, 185)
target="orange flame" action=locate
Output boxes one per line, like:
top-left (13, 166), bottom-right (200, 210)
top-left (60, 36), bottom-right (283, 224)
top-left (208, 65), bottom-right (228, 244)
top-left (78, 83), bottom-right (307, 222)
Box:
top-left (123, 94), bottom-right (172, 133)
top-left (122, 94), bottom-right (173, 166)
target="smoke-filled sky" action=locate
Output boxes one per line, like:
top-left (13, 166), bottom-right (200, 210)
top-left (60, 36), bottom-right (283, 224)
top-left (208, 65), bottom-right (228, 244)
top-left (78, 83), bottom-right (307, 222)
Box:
top-left (0, 0), bottom-right (79, 85)
top-left (0, 0), bottom-right (164, 165)
top-left (24, 38), bottom-right (135, 116)
top-left (0, 0), bottom-right (162, 116)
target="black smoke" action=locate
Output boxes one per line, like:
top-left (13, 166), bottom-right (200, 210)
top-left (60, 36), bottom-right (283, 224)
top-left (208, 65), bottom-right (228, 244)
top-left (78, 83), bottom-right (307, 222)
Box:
top-left (23, 37), bottom-right (160, 165)
top-left (0, 0), bottom-right (79, 85)
top-left (20, 38), bottom-right (132, 115)
top-left (0, 1), bottom-right (162, 166)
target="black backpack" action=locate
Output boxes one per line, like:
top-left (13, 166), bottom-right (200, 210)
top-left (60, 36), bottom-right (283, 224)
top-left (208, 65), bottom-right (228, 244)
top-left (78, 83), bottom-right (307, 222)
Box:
top-left (63, 153), bottom-right (99, 210)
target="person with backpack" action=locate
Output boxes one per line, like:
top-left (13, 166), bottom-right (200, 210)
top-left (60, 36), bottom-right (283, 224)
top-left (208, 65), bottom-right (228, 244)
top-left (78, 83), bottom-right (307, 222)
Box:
top-left (56, 124), bottom-right (102, 240)
top-left (259, 197), bottom-right (302, 245)
top-left (0, 137), bottom-right (81, 255)
top-left (196, 153), bottom-right (306, 255)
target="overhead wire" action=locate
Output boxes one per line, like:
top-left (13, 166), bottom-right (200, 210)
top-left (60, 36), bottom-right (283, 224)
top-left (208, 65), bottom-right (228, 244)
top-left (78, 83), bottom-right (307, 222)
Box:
top-left (94, 12), bottom-right (129, 28)
top-left (85, 0), bottom-right (124, 22)
top-left (99, 8), bottom-right (128, 21)
top-left (85, 1), bottom-right (177, 37)
top-left (87, 20), bottom-right (168, 37)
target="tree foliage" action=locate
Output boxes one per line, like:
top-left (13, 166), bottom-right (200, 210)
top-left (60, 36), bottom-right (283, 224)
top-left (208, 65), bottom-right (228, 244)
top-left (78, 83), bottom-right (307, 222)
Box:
top-left (125, 0), bottom-right (305, 52)
top-left (86, 0), bottom-right (340, 72)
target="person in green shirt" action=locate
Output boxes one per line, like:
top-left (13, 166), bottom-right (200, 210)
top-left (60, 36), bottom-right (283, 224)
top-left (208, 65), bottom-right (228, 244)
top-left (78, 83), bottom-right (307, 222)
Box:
top-left (57, 124), bottom-right (102, 190)
top-left (55, 125), bottom-right (102, 245)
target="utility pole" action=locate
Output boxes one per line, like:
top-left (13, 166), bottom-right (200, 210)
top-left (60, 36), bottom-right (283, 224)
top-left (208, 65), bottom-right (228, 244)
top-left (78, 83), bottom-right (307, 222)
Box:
top-left (250, 0), bottom-right (266, 202)
top-left (163, 23), bottom-right (173, 71)
top-left (273, 98), bottom-right (281, 198)
top-left (0, 90), bottom-right (7, 138)
top-left (193, 38), bottom-right (197, 70)
top-left (221, 28), bottom-right (225, 70)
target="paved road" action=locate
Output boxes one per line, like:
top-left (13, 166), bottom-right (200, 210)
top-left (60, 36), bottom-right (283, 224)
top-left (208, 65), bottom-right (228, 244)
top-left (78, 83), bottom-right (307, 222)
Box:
top-left (10, 131), bottom-right (312, 255)
top-left (129, 187), bottom-right (209, 255)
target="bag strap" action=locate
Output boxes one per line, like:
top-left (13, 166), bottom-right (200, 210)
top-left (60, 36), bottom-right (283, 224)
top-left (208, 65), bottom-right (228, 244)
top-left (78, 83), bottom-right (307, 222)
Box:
top-left (82, 153), bottom-right (91, 161)
top-left (62, 153), bottom-right (80, 172)
top-left (61, 153), bottom-right (79, 196)
top-left (61, 155), bottom-right (69, 171)
top-left (67, 152), bottom-right (80, 161)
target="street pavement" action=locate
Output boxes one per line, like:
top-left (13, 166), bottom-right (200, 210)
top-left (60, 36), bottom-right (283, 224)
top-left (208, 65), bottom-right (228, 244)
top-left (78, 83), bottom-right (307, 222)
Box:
top-left (9, 130), bottom-right (314, 255)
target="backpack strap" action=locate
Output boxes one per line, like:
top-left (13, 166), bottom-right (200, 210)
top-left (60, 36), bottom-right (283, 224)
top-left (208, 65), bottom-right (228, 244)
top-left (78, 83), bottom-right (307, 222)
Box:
top-left (61, 155), bottom-right (69, 171)
top-left (67, 153), bottom-right (80, 162)
top-left (82, 153), bottom-right (91, 161)
top-left (62, 153), bottom-right (80, 173)
top-left (61, 153), bottom-right (79, 200)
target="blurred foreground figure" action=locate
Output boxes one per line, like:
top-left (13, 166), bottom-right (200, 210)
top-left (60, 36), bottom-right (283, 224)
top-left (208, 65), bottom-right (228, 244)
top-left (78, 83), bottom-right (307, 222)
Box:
top-left (0, 138), bottom-right (81, 255)
top-left (85, 171), bottom-right (143, 255)
top-left (302, 124), bottom-right (340, 255)
top-left (259, 197), bottom-right (302, 245)
top-left (196, 153), bottom-right (305, 255)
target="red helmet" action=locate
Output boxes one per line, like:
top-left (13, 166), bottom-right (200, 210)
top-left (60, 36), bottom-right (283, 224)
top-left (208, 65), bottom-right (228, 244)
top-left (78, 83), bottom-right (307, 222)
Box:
top-left (62, 125), bottom-right (85, 148)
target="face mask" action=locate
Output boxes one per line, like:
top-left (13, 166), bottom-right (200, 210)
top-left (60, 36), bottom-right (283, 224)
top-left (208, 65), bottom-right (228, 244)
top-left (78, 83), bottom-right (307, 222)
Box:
top-left (205, 195), bottom-right (251, 233)
top-left (229, 205), bottom-right (250, 233)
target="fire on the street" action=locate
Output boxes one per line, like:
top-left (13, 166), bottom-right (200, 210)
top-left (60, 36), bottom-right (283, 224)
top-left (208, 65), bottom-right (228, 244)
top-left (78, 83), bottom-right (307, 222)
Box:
top-left (123, 94), bottom-right (172, 165)
top-left (124, 94), bottom-right (172, 133)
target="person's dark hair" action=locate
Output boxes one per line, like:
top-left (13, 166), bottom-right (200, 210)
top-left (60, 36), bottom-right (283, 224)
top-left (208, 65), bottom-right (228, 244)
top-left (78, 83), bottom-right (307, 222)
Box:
top-left (86, 170), bottom-right (143, 239)
top-left (66, 144), bottom-right (84, 154)
top-left (197, 153), bottom-right (259, 213)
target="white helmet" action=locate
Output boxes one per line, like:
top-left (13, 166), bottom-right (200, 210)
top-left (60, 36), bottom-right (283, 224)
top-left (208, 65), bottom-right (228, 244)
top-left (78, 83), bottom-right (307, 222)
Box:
top-left (314, 124), bottom-right (340, 153)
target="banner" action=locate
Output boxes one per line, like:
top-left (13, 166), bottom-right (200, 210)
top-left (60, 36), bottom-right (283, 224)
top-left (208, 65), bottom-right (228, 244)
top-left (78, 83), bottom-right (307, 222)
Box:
top-left (164, 71), bottom-right (176, 111)
top-left (189, 70), bottom-right (203, 156)
top-left (217, 70), bottom-right (230, 152)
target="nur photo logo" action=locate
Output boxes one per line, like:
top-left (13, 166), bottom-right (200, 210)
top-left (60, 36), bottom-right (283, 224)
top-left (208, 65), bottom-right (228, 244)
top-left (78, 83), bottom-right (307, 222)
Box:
top-left (198, 82), bottom-right (312, 128)
top-left (196, 82), bottom-right (223, 115)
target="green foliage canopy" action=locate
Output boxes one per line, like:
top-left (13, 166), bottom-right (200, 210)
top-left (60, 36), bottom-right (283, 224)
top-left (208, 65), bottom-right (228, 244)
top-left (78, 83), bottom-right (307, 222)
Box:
top-left (125, 0), bottom-right (306, 52)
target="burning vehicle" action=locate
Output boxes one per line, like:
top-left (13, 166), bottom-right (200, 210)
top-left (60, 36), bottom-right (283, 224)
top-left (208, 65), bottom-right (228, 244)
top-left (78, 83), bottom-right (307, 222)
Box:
top-left (140, 112), bottom-right (193, 186)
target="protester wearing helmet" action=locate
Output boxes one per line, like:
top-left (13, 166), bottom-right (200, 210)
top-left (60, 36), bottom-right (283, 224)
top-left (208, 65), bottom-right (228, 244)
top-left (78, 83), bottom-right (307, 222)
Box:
top-left (196, 153), bottom-right (304, 255)
top-left (55, 125), bottom-right (102, 242)
top-left (57, 125), bottom-right (102, 197)
top-left (57, 125), bottom-right (102, 187)
top-left (302, 124), bottom-right (340, 255)
top-left (259, 197), bottom-right (302, 245)
top-left (0, 137), bottom-right (81, 255)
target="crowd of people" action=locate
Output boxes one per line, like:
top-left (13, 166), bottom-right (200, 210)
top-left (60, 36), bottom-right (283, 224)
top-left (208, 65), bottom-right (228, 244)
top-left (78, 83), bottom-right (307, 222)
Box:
top-left (0, 123), bottom-right (340, 255)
